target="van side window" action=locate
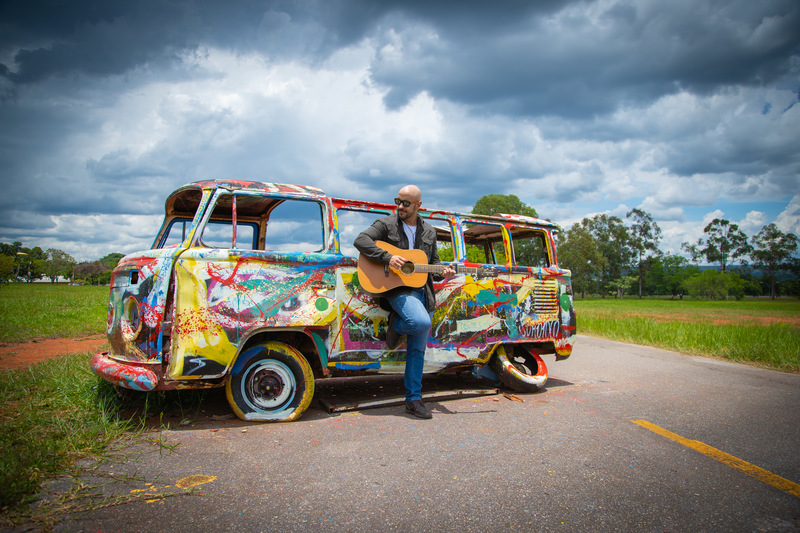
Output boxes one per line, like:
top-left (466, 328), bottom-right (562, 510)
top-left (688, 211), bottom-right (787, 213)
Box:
top-left (265, 199), bottom-right (325, 252)
top-left (510, 228), bottom-right (551, 268)
top-left (462, 222), bottom-right (507, 265)
top-left (198, 193), bottom-right (258, 249)
top-left (159, 218), bottom-right (192, 248)
top-left (433, 227), bottom-right (456, 261)
top-left (336, 209), bottom-right (389, 257)
top-left (200, 220), bottom-right (258, 249)
top-left (336, 208), bottom-right (453, 259)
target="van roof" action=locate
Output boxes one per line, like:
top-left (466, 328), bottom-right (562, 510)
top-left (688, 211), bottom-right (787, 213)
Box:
top-left (170, 180), bottom-right (557, 230)
top-left (182, 180), bottom-right (325, 197)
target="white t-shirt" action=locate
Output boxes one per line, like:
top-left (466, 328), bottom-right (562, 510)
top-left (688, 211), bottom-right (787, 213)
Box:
top-left (402, 220), bottom-right (417, 248)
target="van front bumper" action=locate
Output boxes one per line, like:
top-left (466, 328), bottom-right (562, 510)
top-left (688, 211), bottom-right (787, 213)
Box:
top-left (91, 352), bottom-right (159, 392)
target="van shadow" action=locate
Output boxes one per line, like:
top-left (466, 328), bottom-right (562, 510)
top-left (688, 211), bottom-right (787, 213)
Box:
top-left (313, 372), bottom-right (573, 420)
top-left (121, 373), bottom-right (573, 429)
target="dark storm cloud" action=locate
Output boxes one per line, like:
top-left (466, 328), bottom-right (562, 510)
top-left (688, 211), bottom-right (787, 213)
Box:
top-left (0, 0), bottom-right (379, 89)
top-left (0, 0), bottom-right (566, 87)
top-left (4, 0), bottom-right (797, 115)
top-left (1, 1), bottom-right (192, 86)
top-left (368, 0), bottom-right (800, 116)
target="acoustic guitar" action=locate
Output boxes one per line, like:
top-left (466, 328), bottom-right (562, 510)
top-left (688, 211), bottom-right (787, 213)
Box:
top-left (357, 240), bottom-right (496, 294)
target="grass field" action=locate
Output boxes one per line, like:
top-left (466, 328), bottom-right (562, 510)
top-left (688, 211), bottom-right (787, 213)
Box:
top-left (0, 353), bottom-right (131, 516)
top-left (574, 297), bottom-right (800, 373)
top-left (0, 284), bottom-right (108, 343)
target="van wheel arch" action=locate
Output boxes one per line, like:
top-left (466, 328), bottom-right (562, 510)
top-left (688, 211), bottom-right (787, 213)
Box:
top-left (490, 345), bottom-right (548, 393)
top-left (237, 329), bottom-right (325, 378)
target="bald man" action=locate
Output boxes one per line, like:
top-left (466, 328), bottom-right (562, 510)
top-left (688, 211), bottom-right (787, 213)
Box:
top-left (354, 185), bottom-right (455, 419)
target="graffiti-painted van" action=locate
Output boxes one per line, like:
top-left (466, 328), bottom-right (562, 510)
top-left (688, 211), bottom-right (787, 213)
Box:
top-left (92, 180), bottom-right (576, 421)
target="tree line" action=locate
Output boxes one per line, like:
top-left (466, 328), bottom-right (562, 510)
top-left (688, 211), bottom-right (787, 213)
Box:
top-left (0, 242), bottom-right (124, 286)
top-left (556, 212), bottom-right (799, 300)
top-left (469, 194), bottom-right (799, 300)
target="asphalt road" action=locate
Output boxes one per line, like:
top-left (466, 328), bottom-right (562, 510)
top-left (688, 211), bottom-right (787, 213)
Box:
top-left (38, 335), bottom-right (800, 532)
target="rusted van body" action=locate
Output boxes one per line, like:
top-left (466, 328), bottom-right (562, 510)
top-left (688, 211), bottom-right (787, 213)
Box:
top-left (92, 180), bottom-right (576, 421)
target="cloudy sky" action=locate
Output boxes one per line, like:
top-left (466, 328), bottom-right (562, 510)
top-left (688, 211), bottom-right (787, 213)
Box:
top-left (1, 0), bottom-right (798, 262)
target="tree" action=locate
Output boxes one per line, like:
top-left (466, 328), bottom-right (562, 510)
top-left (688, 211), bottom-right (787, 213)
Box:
top-left (584, 214), bottom-right (634, 298)
top-left (473, 194), bottom-right (538, 219)
top-left (683, 270), bottom-right (758, 301)
top-left (608, 275), bottom-right (637, 299)
top-left (1, 242), bottom-right (26, 281)
top-left (0, 255), bottom-right (13, 284)
top-left (17, 247), bottom-right (46, 282)
top-left (645, 253), bottom-right (697, 299)
top-left (28, 259), bottom-right (47, 283)
top-left (471, 194), bottom-right (539, 265)
top-left (45, 249), bottom-right (77, 283)
top-left (556, 222), bottom-right (605, 298)
top-left (99, 252), bottom-right (125, 269)
top-left (750, 224), bottom-right (799, 299)
top-left (0, 242), bottom-right (23, 257)
top-left (681, 242), bottom-right (703, 265)
top-left (697, 218), bottom-right (751, 272)
top-left (73, 261), bottom-right (110, 285)
top-left (683, 270), bottom-right (729, 300)
top-left (626, 208), bottom-right (662, 298)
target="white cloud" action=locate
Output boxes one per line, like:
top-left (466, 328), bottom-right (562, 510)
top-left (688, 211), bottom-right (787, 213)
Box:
top-left (701, 209), bottom-right (727, 225)
top-left (639, 197), bottom-right (685, 221)
top-left (775, 195), bottom-right (800, 235)
top-left (738, 210), bottom-right (769, 236)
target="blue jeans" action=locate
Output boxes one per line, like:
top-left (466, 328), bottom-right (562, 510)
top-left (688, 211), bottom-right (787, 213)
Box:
top-left (385, 288), bottom-right (432, 402)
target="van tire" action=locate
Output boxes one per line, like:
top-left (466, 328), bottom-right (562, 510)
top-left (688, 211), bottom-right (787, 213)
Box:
top-left (225, 342), bottom-right (315, 422)
top-left (490, 345), bottom-right (548, 393)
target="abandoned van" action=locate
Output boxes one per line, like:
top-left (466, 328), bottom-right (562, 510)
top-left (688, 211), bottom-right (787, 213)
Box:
top-left (92, 180), bottom-right (576, 422)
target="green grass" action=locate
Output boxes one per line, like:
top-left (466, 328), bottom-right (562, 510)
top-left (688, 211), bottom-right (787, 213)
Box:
top-left (0, 352), bottom-right (210, 526)
top-left (0, 353), bottom-right (133, 513)
top-left (0, 284), bottom-right (108, 343)
top-left (574, 297), bottom-right (800, 372)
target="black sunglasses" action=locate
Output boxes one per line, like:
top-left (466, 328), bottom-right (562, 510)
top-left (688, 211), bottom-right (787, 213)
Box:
top-left (394, 198), bottom-right (418, 208)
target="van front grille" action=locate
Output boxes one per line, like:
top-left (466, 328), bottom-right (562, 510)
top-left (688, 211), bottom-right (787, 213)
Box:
top-left (533, 280), bottom-right (559, 315)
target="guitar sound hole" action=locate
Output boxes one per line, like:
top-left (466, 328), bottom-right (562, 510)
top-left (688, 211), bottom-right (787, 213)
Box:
top-left (400, 262), bottom-right (415, 275)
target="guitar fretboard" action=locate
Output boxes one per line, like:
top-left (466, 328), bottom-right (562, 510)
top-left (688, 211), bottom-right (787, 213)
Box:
top-left (411, 263), bottom-right (481, 275)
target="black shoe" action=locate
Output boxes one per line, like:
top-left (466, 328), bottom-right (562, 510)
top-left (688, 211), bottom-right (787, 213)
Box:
top-left (405, 400), bottom-right (432, 419)
top-left (386, 312), bottom-right (402, 349)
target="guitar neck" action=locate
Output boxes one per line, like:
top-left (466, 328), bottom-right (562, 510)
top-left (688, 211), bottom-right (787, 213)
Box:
top-left (413, 263), bottom-right (480, 276)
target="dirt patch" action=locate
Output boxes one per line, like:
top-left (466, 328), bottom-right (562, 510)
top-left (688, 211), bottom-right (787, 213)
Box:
top-left (706, 316), bottom-right (800, 327)
top-left (618, 313), bottom-right (800, 327)
top-left (0, 335), bottom-right (107, 370)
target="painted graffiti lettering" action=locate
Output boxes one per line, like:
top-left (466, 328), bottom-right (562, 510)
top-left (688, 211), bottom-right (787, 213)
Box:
top-left (521, 319), bottom-right (561, 339)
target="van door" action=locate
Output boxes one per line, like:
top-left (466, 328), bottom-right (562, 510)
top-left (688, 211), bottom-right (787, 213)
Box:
top-left (168, 192), bottom-right (336, 379)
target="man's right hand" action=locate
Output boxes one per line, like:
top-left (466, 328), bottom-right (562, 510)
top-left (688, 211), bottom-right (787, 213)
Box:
top-left (389, 255), bottom-right (408, 271)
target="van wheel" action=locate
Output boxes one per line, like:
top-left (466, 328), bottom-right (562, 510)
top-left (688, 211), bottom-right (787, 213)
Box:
top-left (490, 345), bottom-right (548, 393)
top-left (225, 342), bottom-right (315, 422)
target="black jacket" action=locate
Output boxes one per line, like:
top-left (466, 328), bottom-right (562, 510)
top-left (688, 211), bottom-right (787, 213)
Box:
top-left (353, 213), bottom-right (442, 312)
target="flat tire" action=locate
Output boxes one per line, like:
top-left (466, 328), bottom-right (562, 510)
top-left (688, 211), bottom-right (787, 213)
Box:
top-left (490, 345), bottom-right (548, 393)
top-left (225, 342), bottom-right (315, 422)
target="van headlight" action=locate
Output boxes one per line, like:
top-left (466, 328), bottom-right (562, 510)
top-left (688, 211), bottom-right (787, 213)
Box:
top-left (120, 296), bottom-right (142, 341)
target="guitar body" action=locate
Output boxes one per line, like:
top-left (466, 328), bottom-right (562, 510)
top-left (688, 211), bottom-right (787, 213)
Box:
top-left (357, 241), bottom-right (429, 294)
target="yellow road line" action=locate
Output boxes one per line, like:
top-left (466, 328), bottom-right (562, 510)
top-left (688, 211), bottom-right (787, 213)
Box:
top-left (631, 419), bottom-right (800, 499)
